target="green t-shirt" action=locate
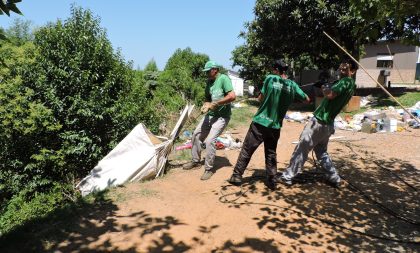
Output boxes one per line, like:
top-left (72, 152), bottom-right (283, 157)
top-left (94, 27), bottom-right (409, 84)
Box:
top-left (314, 77), bottom-right (356, 124)
top-left (205, 73), bottom-right (234, 118)
top-left (253, 75), bottom-right (307, 129)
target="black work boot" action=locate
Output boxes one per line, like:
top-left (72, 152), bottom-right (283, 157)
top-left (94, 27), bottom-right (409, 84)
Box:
top-left (227, 174), bottom-right (243, 186)
top-left (266, 175), bottom-right (277, 191)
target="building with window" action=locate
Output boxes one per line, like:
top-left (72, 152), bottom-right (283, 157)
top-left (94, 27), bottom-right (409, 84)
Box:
top-left (356, 40), bottom-right (420, 87)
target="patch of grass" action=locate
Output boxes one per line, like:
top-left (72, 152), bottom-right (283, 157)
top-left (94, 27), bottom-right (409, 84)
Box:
top-left (228, 104), bottom-right (258, 130)
top-left (172, 148), bottom-right (192, 161)
top-left (138, 188), bottom-right (159, 198)
top-left (375, 92), bottom-right (420, 108)
top-left (0, 190), bottom-right (113, 252)
top-left (339, 91), bottom-right (420, 117)
top-left (106, 182), bottom-right (160, 203)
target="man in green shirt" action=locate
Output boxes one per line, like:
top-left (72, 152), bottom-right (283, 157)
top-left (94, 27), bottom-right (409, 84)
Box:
top-left (277, 59), bottom-right (358, 187)
top-left (183, 60), bottom-right (236, 180)
top-left (228, 59), bottom-right (309, 189)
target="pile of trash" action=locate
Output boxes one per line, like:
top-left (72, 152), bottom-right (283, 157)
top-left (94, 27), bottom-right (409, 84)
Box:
top-left (176, 131), bottom-right (243, 151)
top-left (285, 99), bottom-right (420, 133)
top-left (335, 101), bottom-right (420, 133)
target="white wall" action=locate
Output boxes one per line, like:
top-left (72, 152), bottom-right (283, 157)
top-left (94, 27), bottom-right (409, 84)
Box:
top-left (228, 73), bottom-right (244, 97)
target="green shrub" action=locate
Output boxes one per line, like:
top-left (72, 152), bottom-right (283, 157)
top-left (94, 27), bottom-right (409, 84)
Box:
top-left (0, 183), bottom-right (70, 236)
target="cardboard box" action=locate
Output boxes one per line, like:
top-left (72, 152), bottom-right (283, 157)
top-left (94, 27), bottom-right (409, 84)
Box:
top-left (343, 96), bottom-right (360, 112)
top-left (315, 96), bottom-right (361, 112)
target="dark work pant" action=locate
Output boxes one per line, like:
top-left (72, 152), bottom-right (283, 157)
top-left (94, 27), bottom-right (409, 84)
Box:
top-left (233, 122), bottom-right (280, 177)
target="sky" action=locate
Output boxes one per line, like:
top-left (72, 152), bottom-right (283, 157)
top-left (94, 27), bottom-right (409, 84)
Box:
top-left (0, 0), bottom-right (256, 70)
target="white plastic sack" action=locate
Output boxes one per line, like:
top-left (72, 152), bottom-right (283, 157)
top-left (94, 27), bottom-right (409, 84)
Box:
top-left (77, 104), bottom-right (194, 196)
top-left (77, 124), bottom-right (157, 196)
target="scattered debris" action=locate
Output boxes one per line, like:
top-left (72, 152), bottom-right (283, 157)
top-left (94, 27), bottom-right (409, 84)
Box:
top-left (175, 132), bottom-right (243, 151)
top-left (286, 112), bottom-right (313, 123)
top-left (176, 142), bottom-right (192, 150)
top-left (336, 100), bottom-right (420, 133)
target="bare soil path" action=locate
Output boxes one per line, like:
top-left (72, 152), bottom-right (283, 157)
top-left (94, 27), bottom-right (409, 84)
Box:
top-left (54, 120), bottom-right (420, 252)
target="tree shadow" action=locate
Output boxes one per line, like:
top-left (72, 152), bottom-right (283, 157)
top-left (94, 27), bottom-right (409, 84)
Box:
top-left (211, 237), bottom-right (282, 253)
top-left (0, 190), bottom-right (192, 253)
top-left (218, 149), bottom-right (420, 251)
top-left (213, 155), bottom-right (233, 172)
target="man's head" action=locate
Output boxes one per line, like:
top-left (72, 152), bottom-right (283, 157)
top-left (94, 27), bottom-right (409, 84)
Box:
top-left (339, 58), bottom-right (358, 78)
top-left (272, 59), bottom-right (288, 75)
top-left (203, 60), bottom-right (220, 80)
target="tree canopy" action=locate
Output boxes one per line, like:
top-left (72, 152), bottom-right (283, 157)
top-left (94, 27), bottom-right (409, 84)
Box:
top-left (0, 0), bottom-right (23, 40)
top-left (232, 0), bottom-right (420, 83)
top-left (350, 0), bottom-right (419, 46)
top-left (0, 0), bottom-right (21, 16)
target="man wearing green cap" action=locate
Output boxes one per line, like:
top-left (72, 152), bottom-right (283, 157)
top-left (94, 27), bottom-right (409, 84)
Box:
top-left (227, 59), bottom-right (310, 190)
top-left (183, 60), bottom-right (236, 181)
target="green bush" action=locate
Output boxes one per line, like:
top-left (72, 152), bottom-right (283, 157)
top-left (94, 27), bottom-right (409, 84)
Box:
top-left (1, 6), bottom-right (159, 206)
top-left (0, 183), bottom-right (69, 236)
top-left (0, 6), bottom-right (213, 238)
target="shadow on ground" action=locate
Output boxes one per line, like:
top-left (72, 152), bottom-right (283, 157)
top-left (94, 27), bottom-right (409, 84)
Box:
top-left (0, 191), bottom-right (190, 252)
top-left (1, 142), bottom-right (418, 252)
top-left (217, 142), bottom-right (420, 251)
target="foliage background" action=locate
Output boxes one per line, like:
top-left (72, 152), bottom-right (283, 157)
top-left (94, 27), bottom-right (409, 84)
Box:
top-left (0, 6), bottom-right (207, 235)
top-left (232, 0), bottom-right (420, 83)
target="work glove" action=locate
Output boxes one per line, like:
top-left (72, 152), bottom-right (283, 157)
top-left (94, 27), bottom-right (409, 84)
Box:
top-left (201, 102), bottom-right (211, 114)
top-left (200, 102), bottom-right (218, 114)
top-left (208, 102), bottom-right (218, 110)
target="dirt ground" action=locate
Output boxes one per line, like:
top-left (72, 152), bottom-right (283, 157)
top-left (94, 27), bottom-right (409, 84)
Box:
top-left (54, 119), bottom-right (419, 252)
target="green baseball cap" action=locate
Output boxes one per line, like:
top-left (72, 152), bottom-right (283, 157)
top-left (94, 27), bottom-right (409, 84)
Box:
top-left (202, 60), bottom-right (220, 71)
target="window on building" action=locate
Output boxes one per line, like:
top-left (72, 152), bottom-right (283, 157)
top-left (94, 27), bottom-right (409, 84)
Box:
top-left (376, 54), bottom-right (393, 68)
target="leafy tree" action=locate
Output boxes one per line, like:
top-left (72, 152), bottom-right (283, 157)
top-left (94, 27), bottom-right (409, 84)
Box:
top-left (232, 0), bottom-right (420, 83)
top-left (0, 41), bottom-right (60, 203)
top-left (144, 58), bottom-right (159, 71)
top-left (350, 0), bottom-right (420, 46)
top-left (0, 0), bottom-right (22, 16)
top-left (0, 0), bottom-right (23, 40)
top-left (163, 47), bottom-right (208, 104)
top-left (5, 18), bottom-right (34, 44)
top-left (1, 6), bottom-right (148, 203)
top-left (143, 59), bottom-right (160, 96)
top-left (165, 47), bottom-right (209, 80)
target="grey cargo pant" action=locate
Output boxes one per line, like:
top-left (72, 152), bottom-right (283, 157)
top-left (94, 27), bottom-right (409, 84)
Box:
top-left (282, 117), bottom-right (340, 184)
top-left (191, 115), bottom-right (229, 171)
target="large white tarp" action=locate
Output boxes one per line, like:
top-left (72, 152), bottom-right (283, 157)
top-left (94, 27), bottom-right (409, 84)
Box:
top-left (77, 104), bottom-right (194, 196)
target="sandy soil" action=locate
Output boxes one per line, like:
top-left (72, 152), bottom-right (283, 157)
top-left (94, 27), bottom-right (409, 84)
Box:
top-left (53, 119), bottom-right (420, 252)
